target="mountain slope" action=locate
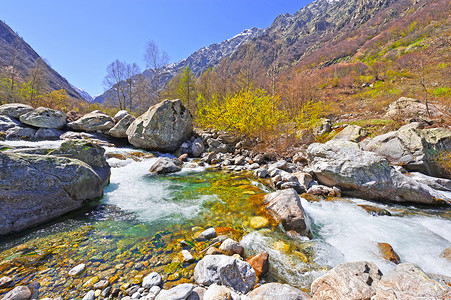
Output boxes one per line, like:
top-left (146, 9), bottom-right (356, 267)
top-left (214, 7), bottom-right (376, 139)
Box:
top-left (0, 20), bottom-right (83, 100)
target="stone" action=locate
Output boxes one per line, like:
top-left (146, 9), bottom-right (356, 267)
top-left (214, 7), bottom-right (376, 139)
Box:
top-left (249, 216), bottom-right (269, 229)
top-left (377, 242), bottom-right (401, 264)
top-left (280, 182), bottom-right (305, 194)
top-left (19, 107), bottom-right (67, 129)
top-left (0, 276), bottom-right (13, 289)
top-left (405, 172), bottom-right (451, 191)
top-left (206, 247), bottom-right (223, 256)
top-left (194, 255), bottom-right (257, 294)
top-left (204, 284), bottom-right (231, 300)
top-left (292, 172), bottom-right (313, 190)
top-left (0, 286), bottom-right (32, 300)
top-left (361, 126), bottom-right (451, 178)
top-left (149, 157), bottom-right (182, 174)
top-left (142, 272), bottom-right (162, 289)
top-left (246, 252), bottom-right (269, 278)
top-left (219, 238), bottom-right (244, 256)
top-left (187, 287), bottom-right (206, 300)
top-left (113, 110), bottom-right (130, 122)
top-left (155, 283), bottom-right (195, 300)
top-left (310, 261), bottom-right (382, 300)
top-left (207, 138), bottom-right (228, 154)
top-left (101, 287), bottom-right (111, 298)
top-left (127, 99), bottom-right (193, 152)
top-left (307, 185), bottom-right (341, 197)
top-left (5, 126), bottom-right (36, 141)
top-left (263, 189), bottom-right (312, 238)
top-left (0, 115), bottom-right (21, 131)
top-left (48, 139), bottom-right (111, 186)
top-left (0, 152), bottom-right (104, 235)
top-left (68, 263), bottom-right (86, 276)
top-left (440, 247), bottom-right (451, 261)
top-left (248, 283), bottom-right (310, 300)
top-left (313, 118), bottom-right (332, 136)
top-left (332, 125), bottom-right (367, 143)
top-left (373, 263), bottom-right (451, 299)
top-left (82, 290), bottom-right (95, 300)
top-left (0, 103), bottom-right (34, 118)
top-left (179, 153), bottom-right (189, 162)
top-left (93, 279), bottom-right (109, 290)
top-left (385, 97), bottom-right (443, 119)
top-left (254, 168), bottom-right (268, 178)
top-left (108, 114), bottom-right (136, 138)
top-left (192, 137), bottom-right (205, 157)
top-left (293, 152), bottom-right (308, 165)
top-left (358, 205), bottom-right (392, 216)
top-left (182, 250), bottom-right (195, 263)
top-left (307, 140), bottom-right (449, 205)
top-left (33, 128), bottom-right (64, 141)
top-left (67, 110), bottom-right (115, 132)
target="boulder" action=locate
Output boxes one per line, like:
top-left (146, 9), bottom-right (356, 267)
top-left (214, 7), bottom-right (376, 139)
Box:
top-left (0, 103), bottom-right (34, 118)
top-left (108, 114), bottom-right (135, 138)
top-left (361, 124), bottom-right (451, 178)
top-left (310, 261), bottom-right (382, 300)
top-left (0, 285), bottom-right (32, 300)
top-left (207, 138), bottom-right (228, 154)
top-left (194, 255), bottom-right (256, 294)
top-left (263, 189), bottom-right (312, 238)
top-left (142, 272), bottom-right (162, 289)
top-left (0, 152), bottom-right (104, 235)
top-left (33, 128), bottom-right (64, 141)
top-left (404, 172), bottom-right (451, 191)
top-left (203, 284), bottom-right (231, 300)
top-left (5, 126), bottom-right (36, 141)
top-left (67, 111), bottom-right (115, 132)
top-left (192, 137), bottom-right (205, 157)
top-left (385, 97), bottom-right (443, 119)
top-left (307, 140), bottom-right (449, 205)
top-left (19, 107), bottom-right (67, 129)
top-left (373, 263), bottom-right (451, 299)
top-left (113, 110), bottom-right (130, 122)
top-left (155, 283), bottom-right (195, 300)
top-left (219, 238), bottom-right (244, 256)
top-left (0, 115), bottom-right (22, 131)
top-left (187, 287), bottom-right (206, 300)
top-left (149, 157), bottom-right (182, 174)
top-left (248, 283), bottom-right (310, 300)
top-left (48, 139), bottom-right (110, 185)
top-left (332, 125), bottom-right (367, 143)
top-left (126, 99), bottom-right (193, 152)
top-left (313, 118), bottom-right (331, 136)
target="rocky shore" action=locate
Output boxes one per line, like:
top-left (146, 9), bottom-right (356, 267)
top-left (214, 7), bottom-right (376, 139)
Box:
top-left (1, 98), bottom-right (451, 299)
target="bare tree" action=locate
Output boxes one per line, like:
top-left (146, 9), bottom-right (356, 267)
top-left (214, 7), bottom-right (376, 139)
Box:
top-left (26, 58), bottom-right (47, 106)
top-left (125, 62), bottom-right (141, 111)
top-left (144, 41), bottom-right (169, 102)
top-left (104, 60), bottom-right (127, 110)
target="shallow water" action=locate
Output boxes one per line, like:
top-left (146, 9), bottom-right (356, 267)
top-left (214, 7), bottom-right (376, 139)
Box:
top-left (0, 143), bottom-right (450, 298)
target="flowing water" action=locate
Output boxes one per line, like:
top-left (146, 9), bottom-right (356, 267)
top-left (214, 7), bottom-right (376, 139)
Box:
top-left (0, 142), bottom-right (450, 299)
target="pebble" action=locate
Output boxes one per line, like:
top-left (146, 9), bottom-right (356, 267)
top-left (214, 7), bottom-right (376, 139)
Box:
top-left (93, 279), bottom-right (109, 290)
top-left (197, 227), bottom-right (217, 240)
top-left (250, 216), bottom-right (270, 229)
top-left (219, 238), bottom-right (244, 256)
top-left (68, 263), bottom-right (86, 276)
top-left (182, 250), bottom-right (195, 263)
top-left (82, 290), bottom-right (95, 300)
top-left (142, 272), bottom-right (162, 289)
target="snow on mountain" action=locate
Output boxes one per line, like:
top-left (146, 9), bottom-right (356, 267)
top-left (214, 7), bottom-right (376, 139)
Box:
top-left (70, 84), bottom-right (94, 102)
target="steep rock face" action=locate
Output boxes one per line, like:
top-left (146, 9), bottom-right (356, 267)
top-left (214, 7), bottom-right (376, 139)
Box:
top-left (0, 152), bottom-right (103, 235)
top-left (126, 99), bottom-right (193, 152)
top-left (0, 21), bottom-right (83, 100)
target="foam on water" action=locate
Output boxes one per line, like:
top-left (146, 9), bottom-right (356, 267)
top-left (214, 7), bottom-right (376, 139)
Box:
top-left (0, 140), bottom-right (64, 149)
top-left (302, 198), bottom-right (451, 276)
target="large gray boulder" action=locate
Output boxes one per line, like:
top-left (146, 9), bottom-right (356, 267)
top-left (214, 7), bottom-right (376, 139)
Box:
top-left (67, 111), bottom-right (115, 132)
top-left (0, 103), bottom-right (34, 118)
top-left (307, 140), bottom-right (449, 205)
top-left (310, 261), bottom-right (382, 300)
top-left (373, 263), bottom-right (451, 299)
top-left (248, 283), bottom-right (311, 300)
top-left (362, 124), bottom-right (451, 178)
top-left (33, 128), bottom-right (64, 141)
top-left (5, 126), bottom-right (36, 141)
top-left (19, 107), bottom-right (67, 129)
top-left (194, 255), bottom-right (256, 294)
top-left (48, 139), bottom-right (110, 185)
top-left (0, 115), bottom-right (22, 131)
top-left (264, 189), bottom-right (313, 238)
top-left (149, 157), bottom-right (182, 174)
top-left (126, 99), bottom-right (193, 152)
top-left (0, 152), bottom-right (104, 235)
top-left (108, 114), bottom-right (135, 138)
top-left (385, 97), bottom-right (443, 119)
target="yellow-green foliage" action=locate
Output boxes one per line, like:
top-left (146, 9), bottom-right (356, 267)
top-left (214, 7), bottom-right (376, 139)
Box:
top-left (294, 101), bottom-right (330, 130)
top-left (195, 88), bottom-right (286, 137)
top-left (436, 151), bottom-right (451, 176)
top-left (433, 87), bottom-right (451, 97)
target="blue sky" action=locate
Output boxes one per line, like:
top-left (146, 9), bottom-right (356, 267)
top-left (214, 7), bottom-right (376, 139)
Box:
top-left (1, 0), bottom-right (310, 97)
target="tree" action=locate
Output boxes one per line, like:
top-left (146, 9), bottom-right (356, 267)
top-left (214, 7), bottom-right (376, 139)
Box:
top-left (125, 62), bottom-right (141, 111)
top-left (25, 58), bottom-right (47, 106)
top-left (104, 60), bottom-right (127, 110)
top-left (144, 41), bottom-right (169, 102)
top-left (179, 66), bottom-right (196, 112)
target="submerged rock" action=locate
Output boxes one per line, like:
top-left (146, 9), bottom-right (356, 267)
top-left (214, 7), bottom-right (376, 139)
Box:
top-left (0, 152), bottom-right (104, 235)
top-left (377, 243), bottom-right (401, 264)
top-left (310, 261), bottom-right (382, 300)
top-left (19, 107), bottom-right (67, 129)
top-left (248, 282), bottom-right (310, 300)
top-left (194, 255), bottom-right (256, 294)
top-left (263, 189), bottom-right (312, 238)
top-left (373, 263), bottom-right (451, 299)
top-left (0, 276), bottom-right (13, 289)
top-left (127, 99), bottom-right (193, 152)
top-left (0, 285), bottom-right (32, 300)
top-left (68, 263), bottom-right (86, 276)
top-left (307, 140), bottom-right (449, 205)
